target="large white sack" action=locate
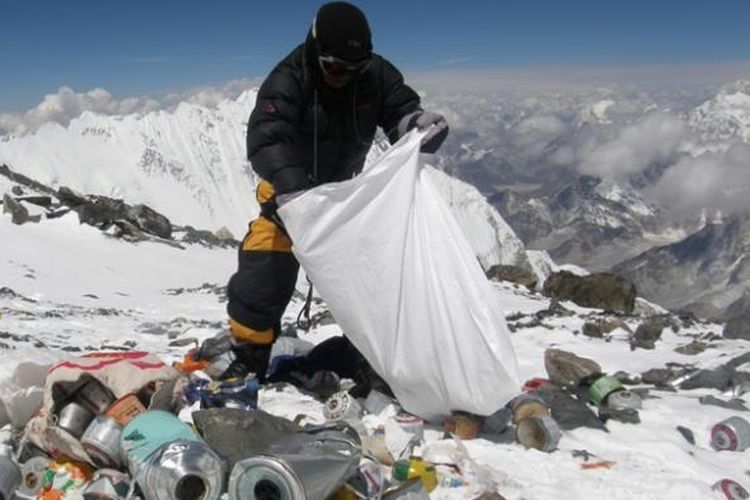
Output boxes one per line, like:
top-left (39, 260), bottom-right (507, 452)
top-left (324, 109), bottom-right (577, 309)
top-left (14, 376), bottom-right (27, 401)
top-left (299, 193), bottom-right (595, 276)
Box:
top-left (278, 131), bottom-right (519, 420)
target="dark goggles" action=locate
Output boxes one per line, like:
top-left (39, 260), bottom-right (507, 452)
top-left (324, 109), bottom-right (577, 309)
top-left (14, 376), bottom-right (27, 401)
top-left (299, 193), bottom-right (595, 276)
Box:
top-left (318, 53), bottom-right (372, 76)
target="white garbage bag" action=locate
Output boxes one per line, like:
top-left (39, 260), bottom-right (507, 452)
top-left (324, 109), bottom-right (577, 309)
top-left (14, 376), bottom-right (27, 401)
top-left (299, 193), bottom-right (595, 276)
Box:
top-left (278, 131), bottom-right (519, 420)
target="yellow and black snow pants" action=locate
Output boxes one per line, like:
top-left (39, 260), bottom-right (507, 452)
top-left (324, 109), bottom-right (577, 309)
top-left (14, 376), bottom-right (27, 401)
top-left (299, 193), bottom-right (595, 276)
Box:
top-left (226, 180), bottom-right (299, 345)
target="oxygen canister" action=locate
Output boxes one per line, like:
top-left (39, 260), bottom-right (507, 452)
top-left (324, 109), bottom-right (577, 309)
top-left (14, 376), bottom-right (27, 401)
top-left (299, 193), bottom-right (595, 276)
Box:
top-left (391, 457), bottom-right (438, 493)
top-left (324, 391), bottom-right (363, 422)
top-left (607, 390), bottom-right (642, 411)
top-left (588, 375), bottom-right (625, 406)
top-left (228, 427), bottom-right (361, 500)
top-left (121, 410), bottom-right (201, 477)
top-left (712, 479), bottom-right (749, 500)
top-left (16, 456), bottom-right (51, 499)
top-left (711, 416), bottom-right (750, 452)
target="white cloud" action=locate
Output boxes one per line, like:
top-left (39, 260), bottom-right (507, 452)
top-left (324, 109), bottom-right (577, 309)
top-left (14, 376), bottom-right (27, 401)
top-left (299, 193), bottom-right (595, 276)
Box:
top-left (644, 143), bottom-right (750, 217)
top-left (0, 79), bottom-right (262, 136)
top-left (578, 112), bottom-right (687, 181)
top-left (0, 87), bottom-right (160, 135)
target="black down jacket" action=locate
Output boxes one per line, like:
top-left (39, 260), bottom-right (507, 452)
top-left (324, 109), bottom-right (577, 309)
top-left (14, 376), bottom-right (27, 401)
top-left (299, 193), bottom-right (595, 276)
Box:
top-left (246, 32), bottom-right (422, 194)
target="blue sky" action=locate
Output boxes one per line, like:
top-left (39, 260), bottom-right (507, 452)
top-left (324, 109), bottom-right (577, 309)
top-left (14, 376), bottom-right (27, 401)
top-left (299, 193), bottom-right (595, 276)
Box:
top-left (2, 0), bottom-right (749, 113)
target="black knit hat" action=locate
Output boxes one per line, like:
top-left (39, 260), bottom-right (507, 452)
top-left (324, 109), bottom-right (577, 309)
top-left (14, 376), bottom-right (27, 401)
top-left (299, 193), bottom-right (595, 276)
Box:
top-left (313, 2), bottom-right (372, 62)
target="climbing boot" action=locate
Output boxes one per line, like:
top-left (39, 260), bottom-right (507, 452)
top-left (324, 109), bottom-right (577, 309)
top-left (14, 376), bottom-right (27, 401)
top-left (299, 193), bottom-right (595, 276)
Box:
top-left (219, 342), bottom-right (273, 382)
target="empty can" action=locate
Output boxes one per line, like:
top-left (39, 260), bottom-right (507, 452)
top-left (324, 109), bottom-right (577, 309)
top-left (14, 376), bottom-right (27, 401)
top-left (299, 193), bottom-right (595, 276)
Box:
top-left (443, 413), bottom-right (480, 440)
top-left (56, 401), bottom-right (95, 439)
top-left (74, 377), bottom-right (116, 414)
top-left (711, 416), bottom-right (750, 452)
top-left (712, 479), bottom-right (749, 500)
top-left (516, 415), bottom-right (562, 452)
top-left (81, 415), bottom-right (124, 469)
top-left (136, 440), bottom-right (224, 500)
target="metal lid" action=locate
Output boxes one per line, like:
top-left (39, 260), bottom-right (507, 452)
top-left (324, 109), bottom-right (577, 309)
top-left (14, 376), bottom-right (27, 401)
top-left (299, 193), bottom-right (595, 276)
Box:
top-left (228, 456), bottom-right (305, 500)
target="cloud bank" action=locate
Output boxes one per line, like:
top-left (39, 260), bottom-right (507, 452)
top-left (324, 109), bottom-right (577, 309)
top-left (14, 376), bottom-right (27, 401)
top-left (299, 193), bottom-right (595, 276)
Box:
top-left (0, 79), bottom-right (259, 136)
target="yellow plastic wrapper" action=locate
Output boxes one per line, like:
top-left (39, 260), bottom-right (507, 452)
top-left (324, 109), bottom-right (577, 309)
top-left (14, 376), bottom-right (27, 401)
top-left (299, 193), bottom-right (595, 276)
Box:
top-left (37, 457), bottom-right (93, 500)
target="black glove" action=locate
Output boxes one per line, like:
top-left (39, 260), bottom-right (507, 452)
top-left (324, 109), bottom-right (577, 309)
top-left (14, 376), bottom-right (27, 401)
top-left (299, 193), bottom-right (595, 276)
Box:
top-left (397, 110), bottom-right (449, 153)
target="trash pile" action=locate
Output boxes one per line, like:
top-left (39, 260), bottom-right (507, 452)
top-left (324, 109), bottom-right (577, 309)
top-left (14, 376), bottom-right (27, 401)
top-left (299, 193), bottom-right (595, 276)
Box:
top-left (1, 340), bottom-right (748, 500)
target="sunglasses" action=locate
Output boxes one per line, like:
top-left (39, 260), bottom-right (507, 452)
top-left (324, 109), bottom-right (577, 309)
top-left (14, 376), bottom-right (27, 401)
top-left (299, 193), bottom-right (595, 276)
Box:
top-left (318, 53), bottom-right (372, 76)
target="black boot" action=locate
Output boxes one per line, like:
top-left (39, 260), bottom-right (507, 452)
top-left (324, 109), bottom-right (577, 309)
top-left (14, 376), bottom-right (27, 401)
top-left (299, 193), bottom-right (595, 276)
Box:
top-left (220, 342), bottom-right (273, 382)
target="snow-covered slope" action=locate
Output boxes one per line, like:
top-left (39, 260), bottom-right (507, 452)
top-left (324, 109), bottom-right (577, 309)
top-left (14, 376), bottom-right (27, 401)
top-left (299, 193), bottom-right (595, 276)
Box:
top-left (0, 90), bottom-right (528, 271)
top-left (1, 200), bottom-right (747, 500)
top-left (0, 91), bottom-right (258, 237)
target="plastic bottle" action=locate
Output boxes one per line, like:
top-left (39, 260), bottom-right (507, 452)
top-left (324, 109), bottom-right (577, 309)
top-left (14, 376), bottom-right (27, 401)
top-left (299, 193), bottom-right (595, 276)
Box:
top-left (391, 457), bottom-right (438, 493)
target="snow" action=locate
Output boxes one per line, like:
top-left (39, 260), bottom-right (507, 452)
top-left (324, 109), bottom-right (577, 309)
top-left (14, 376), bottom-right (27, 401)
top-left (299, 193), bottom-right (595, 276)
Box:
top-left (1, 211), bottom-right (748, 499)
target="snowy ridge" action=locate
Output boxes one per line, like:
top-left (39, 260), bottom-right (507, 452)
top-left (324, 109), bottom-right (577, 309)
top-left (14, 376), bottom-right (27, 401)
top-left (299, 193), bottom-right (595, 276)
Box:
top-left (689, 82), bottom-right (750, 143)
top-left (0, 90), bottom-right (259, 237)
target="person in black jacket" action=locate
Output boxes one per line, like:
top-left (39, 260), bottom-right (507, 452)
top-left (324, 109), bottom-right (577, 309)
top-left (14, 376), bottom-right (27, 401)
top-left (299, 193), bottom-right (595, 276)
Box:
top-left (222, 1), bottom-right (448, 381)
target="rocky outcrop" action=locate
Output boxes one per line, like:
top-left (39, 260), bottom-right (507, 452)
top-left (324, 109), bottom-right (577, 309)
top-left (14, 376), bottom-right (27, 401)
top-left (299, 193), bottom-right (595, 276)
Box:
top-left (486, 264), bottom-right (538, 290)
top-left (542, 271), bottom-right (637, 314)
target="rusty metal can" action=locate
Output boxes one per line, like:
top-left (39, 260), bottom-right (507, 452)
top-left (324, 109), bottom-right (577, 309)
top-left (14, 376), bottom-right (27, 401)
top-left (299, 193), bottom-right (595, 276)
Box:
top-left (711, 416), bottom-right (750, 452)
top-left (712, 479), bottom-right (749, 499)
top-left (105, 393), bottom-right (146, 426)
top-left (510, 393), bottom-right (550, 424)
top-left (516, 415), bottom-right (562, 452)
top-left (443, 413), bottom-right (480, 440)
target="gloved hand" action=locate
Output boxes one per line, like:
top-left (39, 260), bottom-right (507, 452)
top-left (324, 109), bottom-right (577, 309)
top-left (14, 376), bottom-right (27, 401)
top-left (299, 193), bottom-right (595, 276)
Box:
top-left (397, 110), bottom-right (449, 153)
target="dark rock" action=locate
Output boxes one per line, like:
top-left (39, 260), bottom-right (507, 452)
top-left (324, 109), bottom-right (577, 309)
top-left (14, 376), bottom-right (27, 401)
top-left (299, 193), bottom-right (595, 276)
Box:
top-left (126, 204), bottom-right (172, 239)
top-left (3, 194), bottom-right (34, 224)
top-left (19, 195), bottom-right (52, 207)
top-left (631, 316), bottom-right (670, 350)
top-left (486, 264), bottom-right (538, 290)
top-left (583, 318), bottom-right (629, 339)
top-left (542, 271), bottom-right (636, 314)
top-left (676, 426), bottom-right (695, 445)
top-left (724, 310), bottom-right (750, 340)
top-left (57, 186), bottom-right (88, 206)
top-left (536, 299), bottom-right (575, 320)
top-left (544, 348), bottom-right (602, 387)
top-left (641, 367), bottom-right (685, 387)
top-left (598, 407), bottom-right (640, 424)
top-left (674, 340), bottom-right (708, 355)
top-left (213, 226), bottom-right (236, 241)
top-left (177, 225), bottom-right (238, 248)
top-left (728, 352), bottom-right (750, 369)
top-left (612, 370), bottom-right (641, 385)
top-left (698, 395), bottom-right (748, 411)
top-left (535, 388), bottom-right (606, 431)
top-left (680, 365), bottom-right (735, 391)
top-left (0, 164), bottom-right (56, 195)
top-left (11, 185), bottom-right (23, 196)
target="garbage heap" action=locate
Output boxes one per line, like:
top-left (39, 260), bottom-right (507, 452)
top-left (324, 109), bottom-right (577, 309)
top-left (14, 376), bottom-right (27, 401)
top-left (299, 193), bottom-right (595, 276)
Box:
top-left (1, 344), bottom-right (748, 500)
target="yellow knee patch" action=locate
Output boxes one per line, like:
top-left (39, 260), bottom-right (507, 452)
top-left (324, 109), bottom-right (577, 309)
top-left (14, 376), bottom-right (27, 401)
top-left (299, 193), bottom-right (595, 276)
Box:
top-left (228, 319), bottom-right (274, 344)
top-left (241, 217), bottom-right (293, 252)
